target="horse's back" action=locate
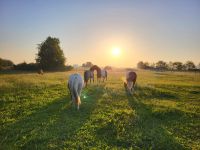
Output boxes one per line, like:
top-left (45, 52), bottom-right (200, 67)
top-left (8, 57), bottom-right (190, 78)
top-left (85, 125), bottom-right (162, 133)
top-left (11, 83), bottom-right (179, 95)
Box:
top-left (69, 74), bottom-right (83, 87)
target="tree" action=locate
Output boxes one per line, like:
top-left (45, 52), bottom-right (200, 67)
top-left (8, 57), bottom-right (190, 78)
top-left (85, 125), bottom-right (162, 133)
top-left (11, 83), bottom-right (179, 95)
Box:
top-left (0, 58), bottom-right (14, 67)
top-left (172, 62), bottom-right (183, 71)
top-left (36, 36), bottom-right (66, 70)
top-left (185, 61), bottom-right (196, 70)
top-left (0, 58), bottom-right (14, 70)
top-left (144, 62), bottom-right (150, 69)
top-left (137, 61), bottom-right (145, 69)
top-left (104, 66), bottom-right (112, 70)
top-left (156, 60), bottom-right (167, 70)
top-left (82, 62), bottom-right (93, 68)
top-left (198, 63), bottom-right (200, 69)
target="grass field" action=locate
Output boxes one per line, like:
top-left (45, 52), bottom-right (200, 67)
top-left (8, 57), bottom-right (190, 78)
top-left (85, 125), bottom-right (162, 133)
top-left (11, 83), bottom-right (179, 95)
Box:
top-left (0, 70), bottom-right (200, 149)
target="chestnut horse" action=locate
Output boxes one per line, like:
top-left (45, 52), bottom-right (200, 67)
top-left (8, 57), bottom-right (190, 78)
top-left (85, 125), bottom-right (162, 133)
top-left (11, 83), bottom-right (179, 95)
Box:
top-left (90, 65), bottom-right (102, 82)
top-left (124, 71), bottom-right (137, 94)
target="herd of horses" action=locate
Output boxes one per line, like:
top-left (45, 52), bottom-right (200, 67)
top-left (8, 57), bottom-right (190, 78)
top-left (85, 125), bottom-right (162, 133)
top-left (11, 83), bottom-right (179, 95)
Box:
top-left (67, 65), bottom-right (137, 110)
top-left (84, 65), bottom-right (107, 86)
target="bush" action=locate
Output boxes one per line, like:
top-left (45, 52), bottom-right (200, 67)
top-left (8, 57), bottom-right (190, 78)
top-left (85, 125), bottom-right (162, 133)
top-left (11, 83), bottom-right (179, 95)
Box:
top-left (65, 65), bottom-right (73, 71)
top-left (14, 62), bottom-right (39, 71)
top-left (0, 58), bottom-right (14, 70)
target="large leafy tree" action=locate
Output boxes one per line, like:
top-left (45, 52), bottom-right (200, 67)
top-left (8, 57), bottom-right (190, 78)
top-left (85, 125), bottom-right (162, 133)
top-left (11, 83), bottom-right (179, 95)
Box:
top-left (36, 36), bottom-right (66, 70)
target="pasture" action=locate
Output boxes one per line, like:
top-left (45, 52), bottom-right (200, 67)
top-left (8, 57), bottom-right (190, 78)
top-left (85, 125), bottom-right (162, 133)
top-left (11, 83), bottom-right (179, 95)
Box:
top-left (0, 70), bottom-right (200, 149)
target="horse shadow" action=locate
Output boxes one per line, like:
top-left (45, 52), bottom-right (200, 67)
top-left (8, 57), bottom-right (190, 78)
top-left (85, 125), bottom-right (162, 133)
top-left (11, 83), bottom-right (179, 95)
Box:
top-left (1, 84), bottom-right (105, 149)
top-left (125, 85), bottom-right (188, 149)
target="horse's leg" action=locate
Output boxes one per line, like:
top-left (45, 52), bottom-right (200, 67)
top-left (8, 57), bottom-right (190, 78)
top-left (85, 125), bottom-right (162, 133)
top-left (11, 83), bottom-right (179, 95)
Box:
top-left (68, 83), bottom-right (73, 100)
top-left (132, 79), bottom-right (136, 91)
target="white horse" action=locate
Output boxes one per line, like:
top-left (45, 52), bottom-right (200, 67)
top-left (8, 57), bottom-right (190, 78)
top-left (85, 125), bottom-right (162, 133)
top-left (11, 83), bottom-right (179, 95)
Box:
top-left (101, 69), bottom-right (107, 82)
top-left (68, 74), bottom-right (84, 110)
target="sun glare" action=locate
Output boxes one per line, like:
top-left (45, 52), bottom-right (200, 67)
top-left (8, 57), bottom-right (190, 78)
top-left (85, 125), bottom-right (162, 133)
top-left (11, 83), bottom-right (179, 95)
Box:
top-left (112, 48), bottom-right (121, 57)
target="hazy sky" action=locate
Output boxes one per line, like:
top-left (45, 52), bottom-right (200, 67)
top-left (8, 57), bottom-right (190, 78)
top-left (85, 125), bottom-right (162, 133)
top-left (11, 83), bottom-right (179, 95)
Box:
top-left (0, 0), bottom-right (200, 67)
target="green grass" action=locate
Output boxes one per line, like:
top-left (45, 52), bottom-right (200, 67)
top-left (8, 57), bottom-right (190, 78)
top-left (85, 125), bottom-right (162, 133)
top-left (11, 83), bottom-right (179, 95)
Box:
top-left (0, 70), bottom-right (199, 149)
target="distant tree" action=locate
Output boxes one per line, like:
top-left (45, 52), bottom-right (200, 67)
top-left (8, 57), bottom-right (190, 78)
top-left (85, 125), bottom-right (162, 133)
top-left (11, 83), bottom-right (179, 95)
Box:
top-left (36, 36), bottom-right (66, 70)
top-left (137, 61), bottom-right (152, 69)
top-left (198, 63), bottom-right (200, 69)
top-left (65, 65), bottom-right (73, 71)
top-left (82, 63), bottom-right (86, 67)
top-left (0, 58), bottom-right (14, 67)
top-left (144, 62), bottom-right (150, 69)
top-left (104, 66), bottom-right (112, 70)
top-left (137, 61), bottom-right (145, 69)
top-left (82, 62), bottom-right (93, 68)
top-left (156, 61), bottom-right (167, 70)
top-left (185, 61), bottom-right (196, 70)
top-left (172, 62), bottom-right (183, 71)
top-left (0, 58), bottom-right (14, 70)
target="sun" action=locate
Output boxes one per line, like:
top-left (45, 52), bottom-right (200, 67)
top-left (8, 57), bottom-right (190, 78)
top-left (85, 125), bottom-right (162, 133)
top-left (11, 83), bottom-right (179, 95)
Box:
top-left (112, 47), bottom-right (121, 57)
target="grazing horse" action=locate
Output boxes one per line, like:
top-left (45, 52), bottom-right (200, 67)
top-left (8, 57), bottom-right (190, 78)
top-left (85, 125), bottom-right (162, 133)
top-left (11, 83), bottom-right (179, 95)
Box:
top-left (84, 70), bottom-right (94, 86)
top-left (38, 69), bottom-right (43, 75)
top-left (124, 71), bottom-right (137, 94)
top-left (101, 69), bottom-right (107, 82)
top-left (90, 65), bottom-right (101, 83)
top-left (68, 74), bottom-right (84, 110)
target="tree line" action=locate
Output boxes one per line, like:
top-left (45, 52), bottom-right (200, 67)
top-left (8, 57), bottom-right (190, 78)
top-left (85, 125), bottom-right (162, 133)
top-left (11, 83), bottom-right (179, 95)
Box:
top-left (0, 36), bottom-right (73, 71)
top-left (137, 61), bottom-right (200, 71)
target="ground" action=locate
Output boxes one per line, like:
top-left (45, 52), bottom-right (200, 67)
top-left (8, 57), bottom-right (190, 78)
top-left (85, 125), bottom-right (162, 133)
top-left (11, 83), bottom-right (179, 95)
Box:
top-left (0, 70), bottom-right (199, 149)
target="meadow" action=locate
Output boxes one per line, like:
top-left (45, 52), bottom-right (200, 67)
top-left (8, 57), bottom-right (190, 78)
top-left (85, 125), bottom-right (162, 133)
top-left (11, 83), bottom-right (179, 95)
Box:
top-left (0, 70), bottom-right (199, 149)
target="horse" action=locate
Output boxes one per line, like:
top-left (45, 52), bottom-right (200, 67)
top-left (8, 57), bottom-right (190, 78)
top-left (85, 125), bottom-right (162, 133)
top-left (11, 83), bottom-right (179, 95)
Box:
top-left (84, 70), bottom-right (94, 86)
top-left (67, 73), bottom-right (84, 110)
top-left (101, 69), bottom-right (107, 82)
top-left (90, 65), bottom-right (101, 83)
top-left (124, 71), bottom-right (137, 94)
top-left (38, 69), bottom-right (43, 75)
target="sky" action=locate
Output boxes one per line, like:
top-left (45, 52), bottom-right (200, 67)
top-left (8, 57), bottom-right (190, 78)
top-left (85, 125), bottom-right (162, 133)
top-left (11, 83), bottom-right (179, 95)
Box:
top-left (0, 0), bottom-right (200, 67)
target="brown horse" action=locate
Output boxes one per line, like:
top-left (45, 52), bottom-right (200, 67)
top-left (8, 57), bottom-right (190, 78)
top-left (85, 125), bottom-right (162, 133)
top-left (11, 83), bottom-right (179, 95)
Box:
top-left (124, 71), bottom-right (137, 94)
top-left (90, 65), bottom-right (101, 83)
